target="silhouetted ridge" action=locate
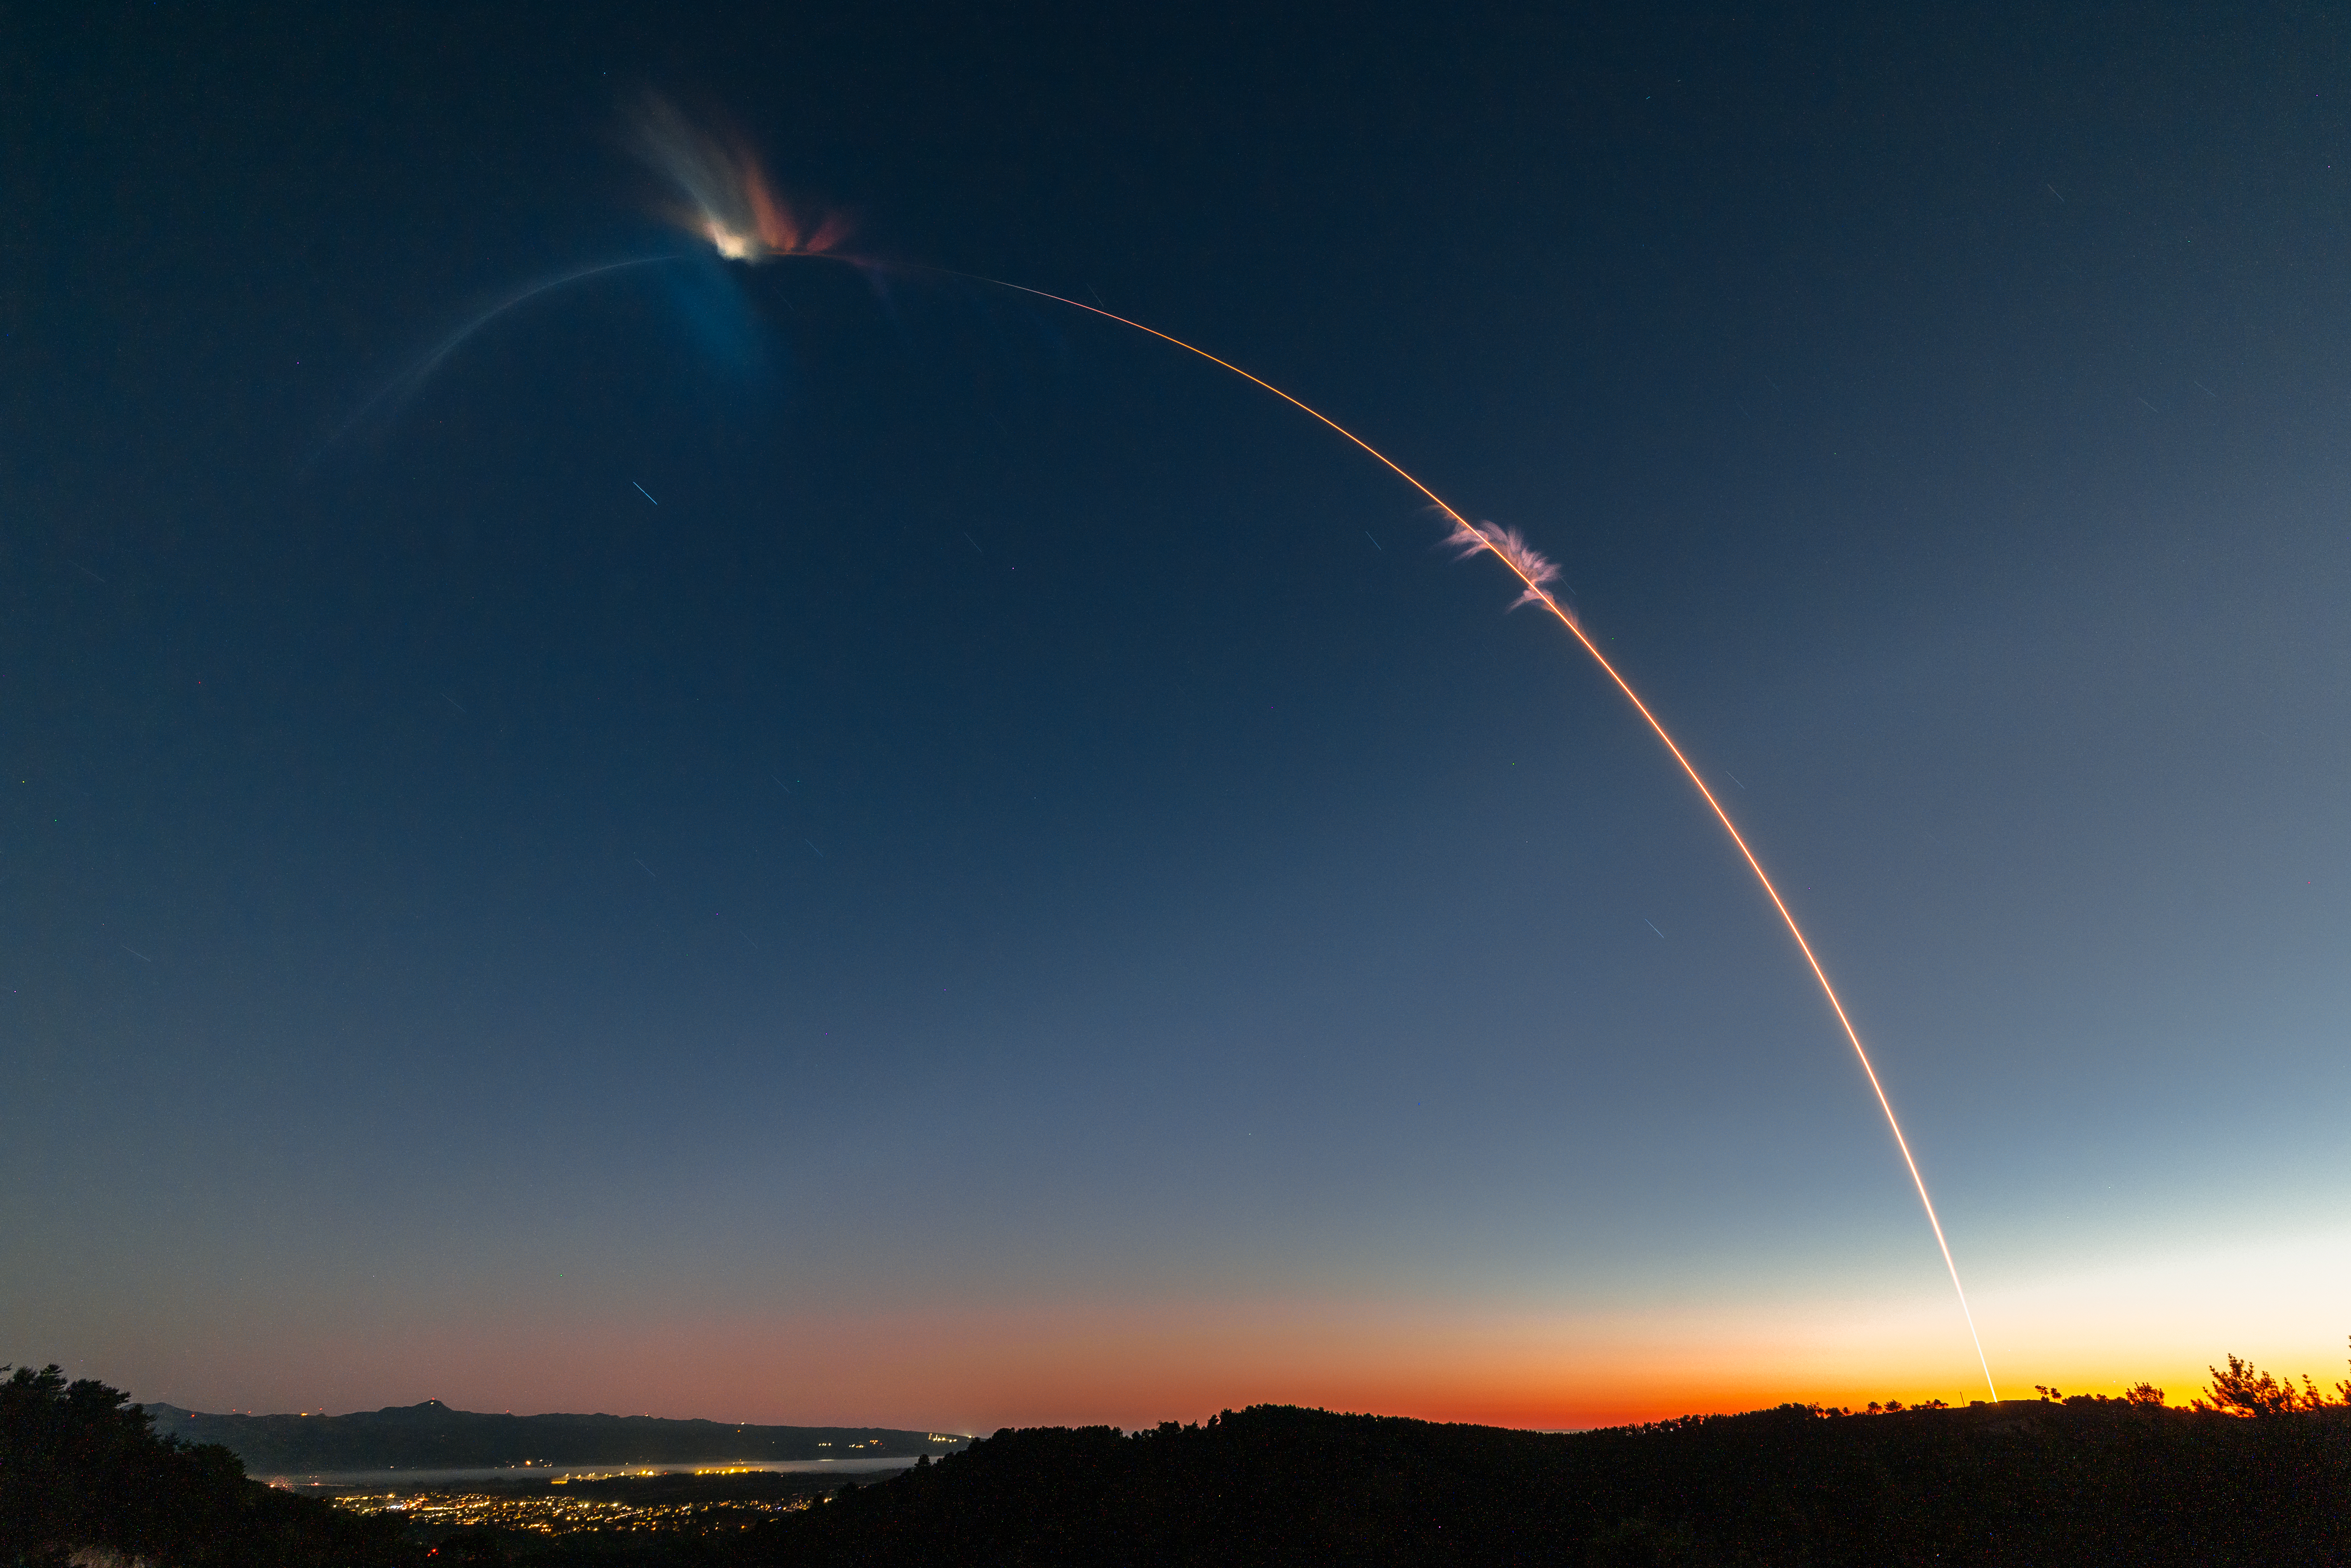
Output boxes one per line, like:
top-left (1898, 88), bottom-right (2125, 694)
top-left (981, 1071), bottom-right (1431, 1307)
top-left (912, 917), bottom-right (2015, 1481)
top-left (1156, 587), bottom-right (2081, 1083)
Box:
top-left (742, 1400), bottom-right (2350, 1566)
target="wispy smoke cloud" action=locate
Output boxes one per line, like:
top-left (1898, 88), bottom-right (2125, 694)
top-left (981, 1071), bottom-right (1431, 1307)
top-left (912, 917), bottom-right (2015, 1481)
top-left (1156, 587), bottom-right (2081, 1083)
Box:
top-left (1442, 514), bottom-right (1566, 615)
top-left (633, 94), bottom-right (848, 262)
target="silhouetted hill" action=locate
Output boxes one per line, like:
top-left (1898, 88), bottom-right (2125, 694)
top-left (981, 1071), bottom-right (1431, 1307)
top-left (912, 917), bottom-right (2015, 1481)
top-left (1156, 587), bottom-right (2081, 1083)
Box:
top-left (143, 1400), bottom-right (965, 1474)
top-left (735, 1400), bottom-right (2351, 1567)
top-left (2, 1365), bottom-right (410, 1566)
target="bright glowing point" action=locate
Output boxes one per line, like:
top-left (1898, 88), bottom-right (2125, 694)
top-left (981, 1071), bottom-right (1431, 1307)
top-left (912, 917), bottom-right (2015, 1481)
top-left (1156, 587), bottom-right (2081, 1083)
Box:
top-left (636, 93), bottom-right (848, 263)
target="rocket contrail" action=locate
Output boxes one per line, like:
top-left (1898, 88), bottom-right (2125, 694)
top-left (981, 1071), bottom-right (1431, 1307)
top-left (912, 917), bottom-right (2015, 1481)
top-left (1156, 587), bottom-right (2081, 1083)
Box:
top-left (332, 255), bottom-right (682, 447)
top-left (968, 275), bottom-right (2001, 1402)
top-left (637, 100), bottom-right (1999, 1398)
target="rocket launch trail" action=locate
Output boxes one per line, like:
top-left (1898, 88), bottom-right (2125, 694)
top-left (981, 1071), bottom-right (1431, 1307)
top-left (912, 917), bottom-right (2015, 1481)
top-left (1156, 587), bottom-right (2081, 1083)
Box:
top-left (976, 276), bottom-right (2002, 1403)
top-left (629, 95), bottom-right (1997, 1397)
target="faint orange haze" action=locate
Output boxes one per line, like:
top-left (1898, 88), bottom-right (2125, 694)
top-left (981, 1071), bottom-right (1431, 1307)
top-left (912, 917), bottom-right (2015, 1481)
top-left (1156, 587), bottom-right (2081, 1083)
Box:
top-left (740, 157), bottom-right (849, 257)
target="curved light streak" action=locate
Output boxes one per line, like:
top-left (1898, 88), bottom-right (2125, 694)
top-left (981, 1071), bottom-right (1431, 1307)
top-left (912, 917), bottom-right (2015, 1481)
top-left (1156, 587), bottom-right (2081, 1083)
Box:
top-left (332, 255), bottom-right (683, 447)
top-left (973, 276), bottom-right (2000, 1403)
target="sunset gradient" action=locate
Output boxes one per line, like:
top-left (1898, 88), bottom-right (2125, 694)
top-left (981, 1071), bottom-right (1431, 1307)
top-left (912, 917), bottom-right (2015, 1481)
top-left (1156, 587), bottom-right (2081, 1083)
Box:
top-left (7, 3), bottom-right (2349, 1440)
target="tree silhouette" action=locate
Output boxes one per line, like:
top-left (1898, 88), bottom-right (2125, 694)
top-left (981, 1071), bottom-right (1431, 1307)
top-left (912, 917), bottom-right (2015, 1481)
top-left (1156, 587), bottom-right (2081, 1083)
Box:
top-left (2191, 1347), bottom-right (2349, 1417)
top-left (0, 1363), bottom-right (412, 1565)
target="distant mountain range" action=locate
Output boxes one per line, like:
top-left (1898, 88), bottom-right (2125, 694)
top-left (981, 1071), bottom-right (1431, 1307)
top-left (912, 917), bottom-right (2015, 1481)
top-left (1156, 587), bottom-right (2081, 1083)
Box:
top-left (142, 1400), bottom-right (968, 1474)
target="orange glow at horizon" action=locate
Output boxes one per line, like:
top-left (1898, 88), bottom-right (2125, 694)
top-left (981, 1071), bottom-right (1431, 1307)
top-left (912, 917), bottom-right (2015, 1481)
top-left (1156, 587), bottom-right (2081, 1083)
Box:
top-left (114, 1223), bottom-right (2351, 1432)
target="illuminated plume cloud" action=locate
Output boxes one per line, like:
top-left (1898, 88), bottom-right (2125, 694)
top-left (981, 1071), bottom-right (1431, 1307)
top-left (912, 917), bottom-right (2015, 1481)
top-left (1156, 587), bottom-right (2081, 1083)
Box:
top-left (1443, 515), bottom-right (1565, 613)
top-left (633, 94), bottom-right (849, 262)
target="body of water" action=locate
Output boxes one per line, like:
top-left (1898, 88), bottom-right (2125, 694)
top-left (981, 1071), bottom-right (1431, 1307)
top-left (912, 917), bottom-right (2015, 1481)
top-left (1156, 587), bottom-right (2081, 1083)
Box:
top-left (274, 1455), bottom-right (924, 1487)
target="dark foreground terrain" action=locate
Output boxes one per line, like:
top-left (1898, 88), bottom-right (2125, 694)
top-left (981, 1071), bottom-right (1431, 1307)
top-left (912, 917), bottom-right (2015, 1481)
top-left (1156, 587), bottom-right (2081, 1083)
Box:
top-left (8, 1366), bottom-right (2347, 1566)
top-left (747, 1399), bottom-right (2348, 1567)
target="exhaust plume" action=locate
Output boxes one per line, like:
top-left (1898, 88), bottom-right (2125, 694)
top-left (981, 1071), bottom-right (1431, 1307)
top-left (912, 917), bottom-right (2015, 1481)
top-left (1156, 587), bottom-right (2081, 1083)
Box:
top-left (633, 94), bottom-right (848, 262)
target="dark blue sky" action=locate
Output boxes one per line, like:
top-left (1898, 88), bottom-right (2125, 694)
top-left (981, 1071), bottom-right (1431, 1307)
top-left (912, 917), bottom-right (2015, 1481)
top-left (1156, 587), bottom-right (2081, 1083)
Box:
top-left (6, 3), bottom-right (2348, 1428)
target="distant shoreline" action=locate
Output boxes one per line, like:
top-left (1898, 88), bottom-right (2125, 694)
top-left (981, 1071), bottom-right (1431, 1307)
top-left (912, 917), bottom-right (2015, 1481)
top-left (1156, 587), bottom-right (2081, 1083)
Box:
top-left (146, 1399), bottom-right (969, 1474)
top-left (273, 1454), bottom-right (922, 1495)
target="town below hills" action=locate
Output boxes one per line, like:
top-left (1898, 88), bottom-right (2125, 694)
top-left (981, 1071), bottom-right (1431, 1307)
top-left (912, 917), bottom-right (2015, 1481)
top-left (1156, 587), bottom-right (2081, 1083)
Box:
top-left (143, 1398), bottom-right (966, 1473)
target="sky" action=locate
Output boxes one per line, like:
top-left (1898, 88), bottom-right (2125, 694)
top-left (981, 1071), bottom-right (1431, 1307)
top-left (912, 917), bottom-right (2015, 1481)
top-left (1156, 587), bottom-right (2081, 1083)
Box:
top-left (4, 2), bottom-right (2348, 1434)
